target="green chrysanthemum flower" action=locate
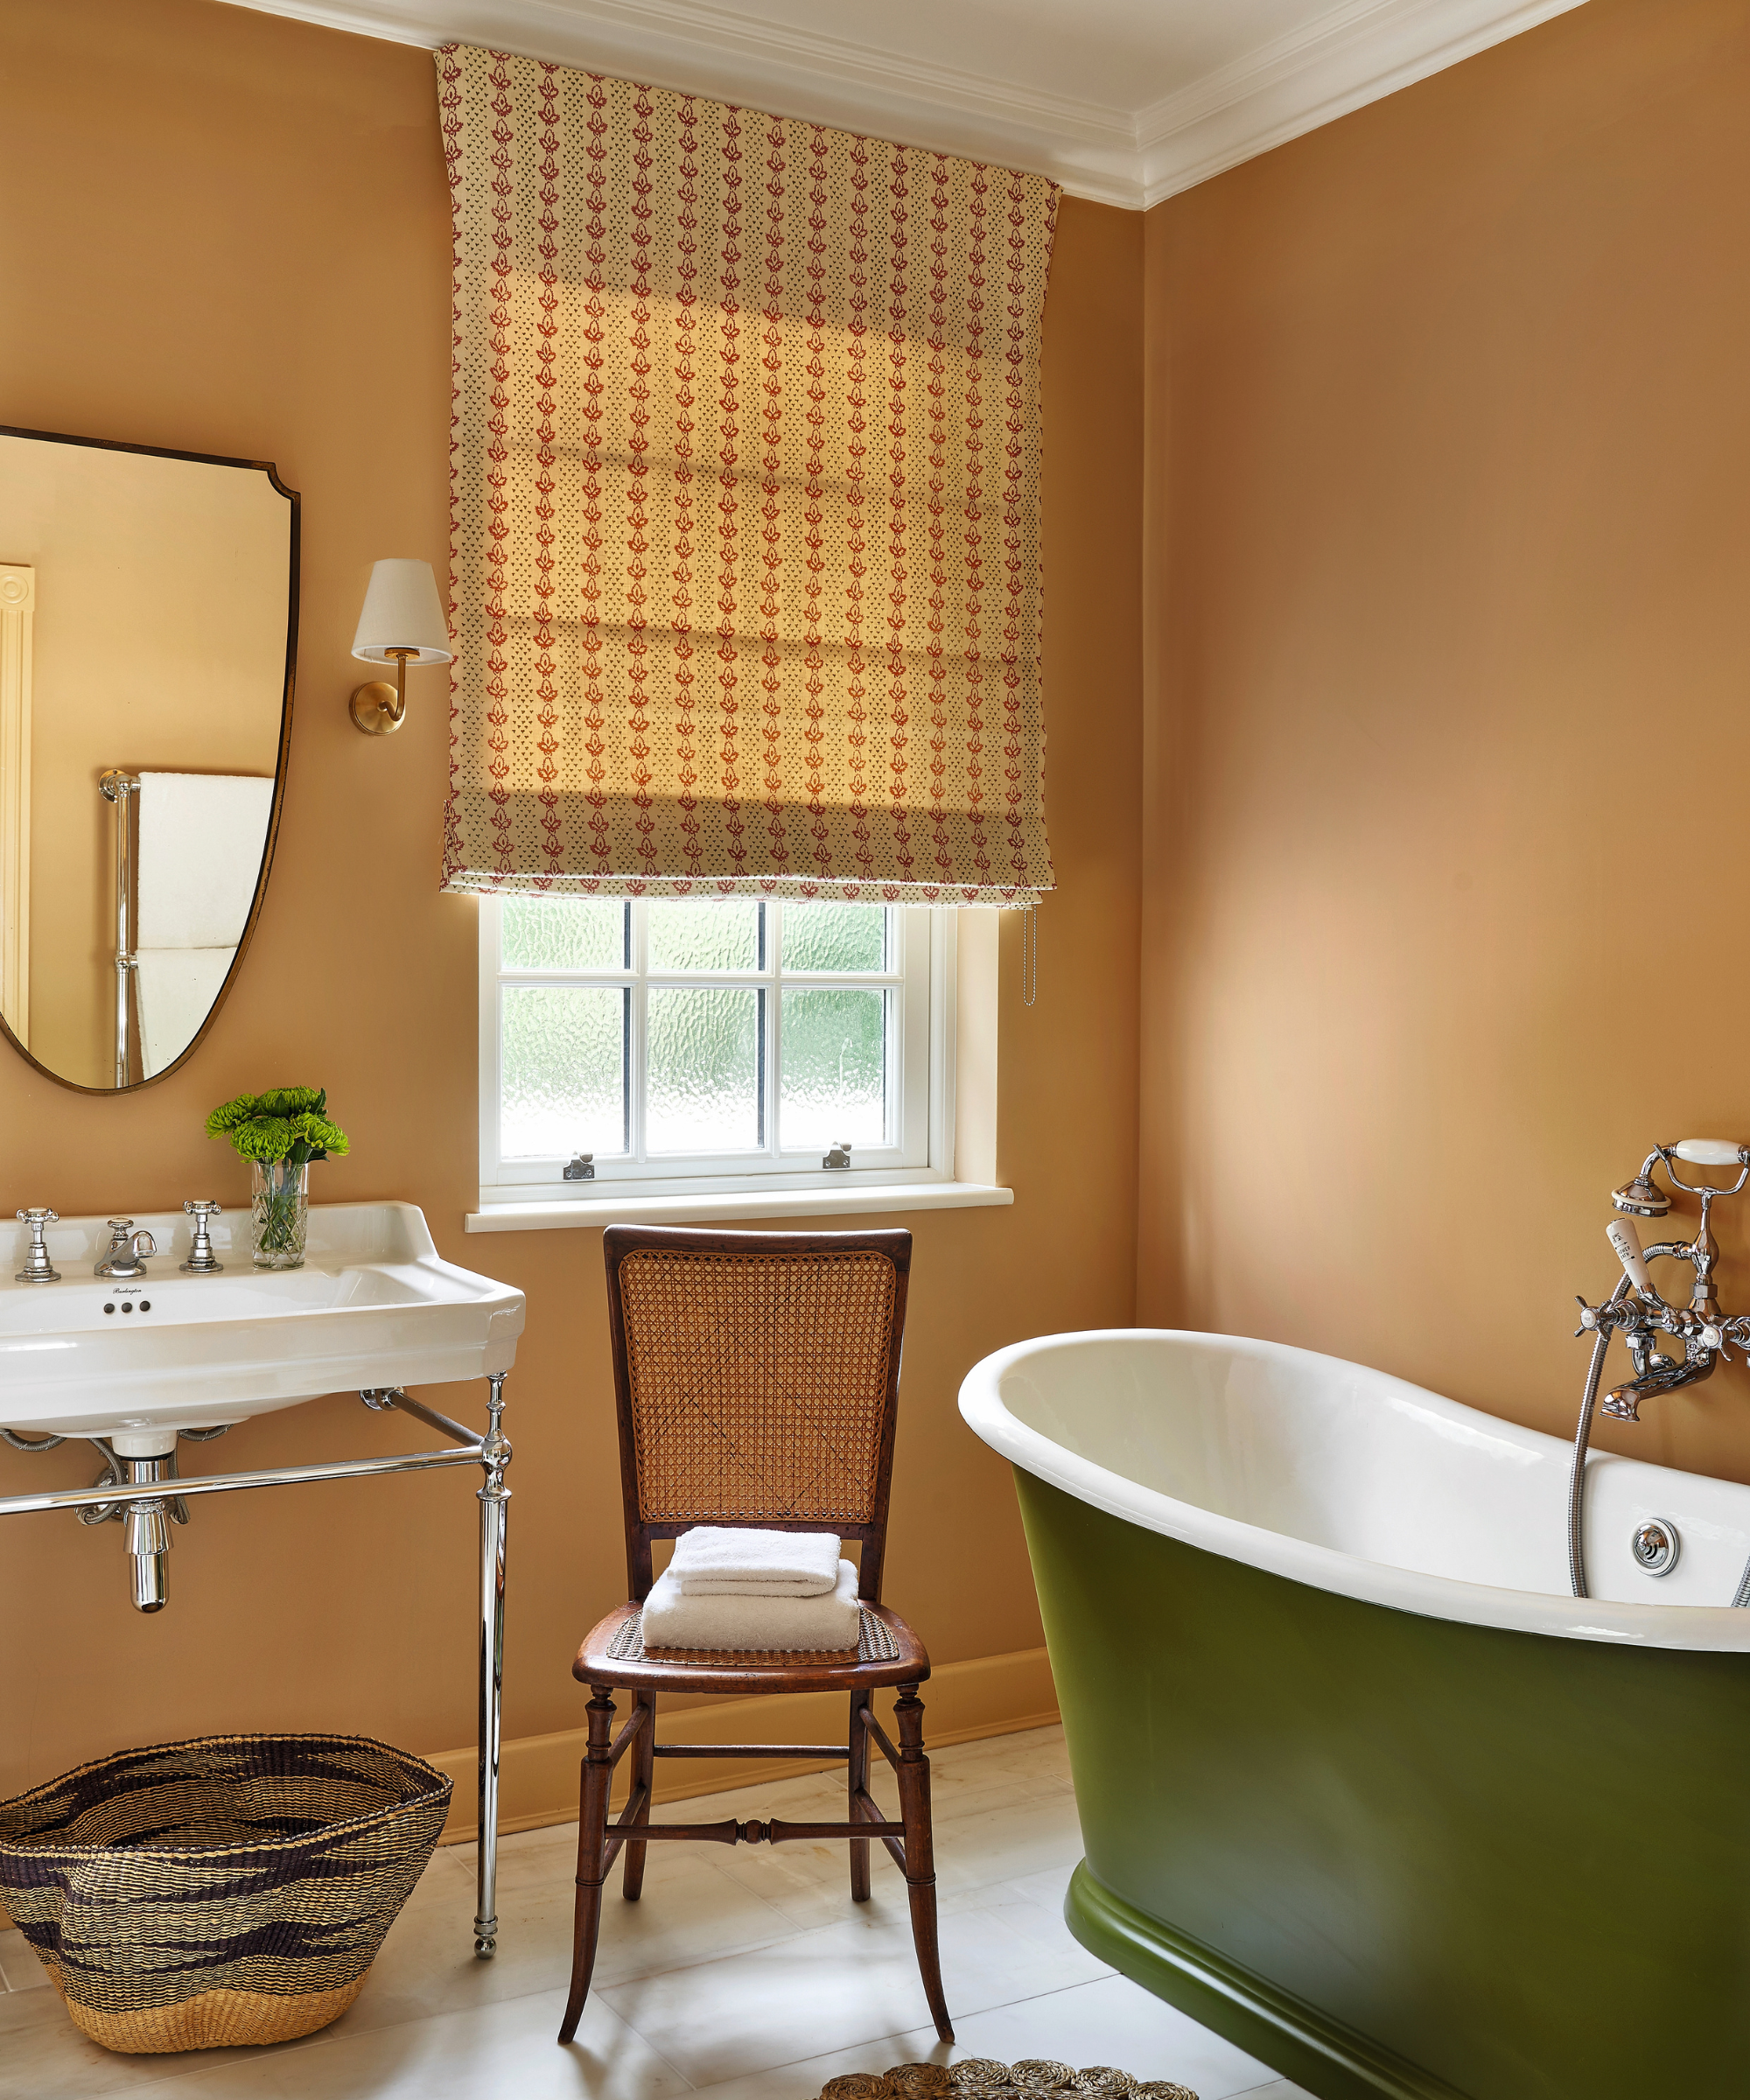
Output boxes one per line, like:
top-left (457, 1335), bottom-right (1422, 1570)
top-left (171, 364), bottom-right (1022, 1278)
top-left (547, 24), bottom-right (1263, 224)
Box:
top-left (226, 1116), bottom-right (298, 1163)
top-left (206, 1088), bottom-right (349, 1167)
top-left (204, 1092), bottom-right (262, 1137)
top-left (255, 1086), bottom-right (326, 1117)
top-left (286, 1113), bottom-right (349, 1163)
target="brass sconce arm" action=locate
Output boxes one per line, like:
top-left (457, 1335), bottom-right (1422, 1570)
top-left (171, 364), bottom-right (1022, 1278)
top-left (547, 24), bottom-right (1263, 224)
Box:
top-left (350, 648), bottom-right (417, 736)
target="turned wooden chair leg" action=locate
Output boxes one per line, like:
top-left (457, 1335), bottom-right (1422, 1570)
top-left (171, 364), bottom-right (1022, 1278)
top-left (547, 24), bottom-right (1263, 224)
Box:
top-left (894, 1684), bottom-right (953, 2042)
top-left (622, 1692), bottom-right (656, 1901)
top-left (848, 1693), bottom-right (872, 1901)
top-left (557, 1684), bottom-right (616, 2044)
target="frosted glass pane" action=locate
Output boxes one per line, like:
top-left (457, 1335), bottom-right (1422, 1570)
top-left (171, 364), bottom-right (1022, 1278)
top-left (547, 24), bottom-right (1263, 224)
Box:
top-left (502, 898), bottom-right (626, 970)
top-left (648, 988), bottom-right (763, 1152)
top-left (648, 900), bottom-right (762, 972)
top-left (782, 902), bottom-right (888, 974)
top-left (780, 988), bottom-right (887, 1151)
top-left (500, 986), bottom-right (626, 1158)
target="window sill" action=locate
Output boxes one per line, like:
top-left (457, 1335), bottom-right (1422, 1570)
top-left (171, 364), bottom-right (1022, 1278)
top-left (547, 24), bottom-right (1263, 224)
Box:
top-left (464, 1181), bottom-right (1014, 1233)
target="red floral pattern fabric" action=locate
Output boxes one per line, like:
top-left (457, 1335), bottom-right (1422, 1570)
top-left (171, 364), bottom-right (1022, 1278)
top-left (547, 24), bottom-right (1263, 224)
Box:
top-left (437, 46), bottom-right (1058, 905)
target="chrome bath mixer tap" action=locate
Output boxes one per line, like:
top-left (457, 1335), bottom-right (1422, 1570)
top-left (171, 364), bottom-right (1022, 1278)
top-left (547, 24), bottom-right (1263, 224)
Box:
top-left (1568, 1138), bottom-right (1750, 1601)
top-left (1575, 1140), bottom-right (1750, 1418)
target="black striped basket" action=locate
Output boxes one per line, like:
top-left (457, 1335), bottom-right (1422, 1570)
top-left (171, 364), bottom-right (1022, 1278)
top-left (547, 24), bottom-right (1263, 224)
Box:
top-left (0, 1732), bottom-right (452, 2054)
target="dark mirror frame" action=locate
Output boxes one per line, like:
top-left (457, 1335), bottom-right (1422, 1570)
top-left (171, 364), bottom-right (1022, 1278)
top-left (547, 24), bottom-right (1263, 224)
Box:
top-left (0, 424), bottom-right (298, 1096)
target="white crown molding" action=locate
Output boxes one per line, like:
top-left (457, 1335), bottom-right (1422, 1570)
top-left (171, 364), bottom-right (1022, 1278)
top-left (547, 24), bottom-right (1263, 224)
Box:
top-left (1138, 0), bottom-right (1592, 205)
top-left (214, 0), bottom-right (1144, 202)
top-left (218, 0), bottom-right (1589, 211)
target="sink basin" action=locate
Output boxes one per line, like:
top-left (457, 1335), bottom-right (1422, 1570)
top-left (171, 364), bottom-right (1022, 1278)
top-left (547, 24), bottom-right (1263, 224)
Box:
top-left (0, 1202), bottom-right (524, 1443)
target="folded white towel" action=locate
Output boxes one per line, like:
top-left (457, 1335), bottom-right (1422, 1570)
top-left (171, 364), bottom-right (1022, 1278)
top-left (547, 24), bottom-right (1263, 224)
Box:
top-left (641, 1558), bottom-right (861, 1653)
top-left (670, 1525), bottom-right (841, 1597)
top-left (137, 773), bottom-right (274, 949)
top-left (135, 948), bottom-right (235, 1078)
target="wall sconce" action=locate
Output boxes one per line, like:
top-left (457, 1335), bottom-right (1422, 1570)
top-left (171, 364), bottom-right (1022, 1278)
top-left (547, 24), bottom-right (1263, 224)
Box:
top-left (348, 559), bottom-right (453, 735)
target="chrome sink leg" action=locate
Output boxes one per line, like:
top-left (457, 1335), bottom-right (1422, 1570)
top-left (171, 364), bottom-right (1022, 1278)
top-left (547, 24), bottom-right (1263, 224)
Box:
top-left (474, 1370), bottom-right (510, 1957)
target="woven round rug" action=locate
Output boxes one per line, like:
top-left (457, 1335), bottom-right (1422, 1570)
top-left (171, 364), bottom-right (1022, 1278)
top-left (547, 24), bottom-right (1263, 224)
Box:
top-left (816, 2063), bottom-right (1198, 2097)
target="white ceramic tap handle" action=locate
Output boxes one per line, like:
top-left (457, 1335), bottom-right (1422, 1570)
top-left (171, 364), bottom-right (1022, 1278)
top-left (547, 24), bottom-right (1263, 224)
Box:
top-left (1672, 1138), bottom-right (1746, 1166)
top-left (1606, 1217), bottom-right (1652, 1297)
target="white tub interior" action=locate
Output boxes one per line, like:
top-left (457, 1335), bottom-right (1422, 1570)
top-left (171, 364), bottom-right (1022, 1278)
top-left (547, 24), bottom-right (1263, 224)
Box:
top-left (962, 1328), bottom-right (1750, 1648)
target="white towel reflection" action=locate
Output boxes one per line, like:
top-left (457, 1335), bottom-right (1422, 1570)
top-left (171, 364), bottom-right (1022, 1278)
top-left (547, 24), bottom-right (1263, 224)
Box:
top-left (134, 771), bottom-right (273, 1076)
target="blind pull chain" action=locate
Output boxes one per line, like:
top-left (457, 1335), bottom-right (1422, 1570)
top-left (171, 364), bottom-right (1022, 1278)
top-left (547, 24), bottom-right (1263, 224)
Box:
top-left (1021, 906), bottom-right (1039, 1010)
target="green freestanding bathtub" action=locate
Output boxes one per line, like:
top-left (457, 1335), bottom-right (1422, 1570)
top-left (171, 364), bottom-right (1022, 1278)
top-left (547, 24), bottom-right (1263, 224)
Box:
top-left (959, 1329), bottom-right (1750, 2100)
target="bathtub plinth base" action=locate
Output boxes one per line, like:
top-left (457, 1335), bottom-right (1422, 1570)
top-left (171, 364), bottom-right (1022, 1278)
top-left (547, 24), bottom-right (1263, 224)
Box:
top-left (1065, 1863), bottom-right (1466, 2100)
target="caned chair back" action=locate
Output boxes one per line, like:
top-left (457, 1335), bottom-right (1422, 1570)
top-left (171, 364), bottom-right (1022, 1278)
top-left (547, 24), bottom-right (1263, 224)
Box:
top-left (602, 1224), bottom-right (912, 1603)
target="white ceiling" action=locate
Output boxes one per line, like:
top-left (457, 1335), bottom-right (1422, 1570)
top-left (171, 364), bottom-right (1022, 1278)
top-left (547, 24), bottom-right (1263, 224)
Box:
top-left (223, 0), bottom-right (1590, 206)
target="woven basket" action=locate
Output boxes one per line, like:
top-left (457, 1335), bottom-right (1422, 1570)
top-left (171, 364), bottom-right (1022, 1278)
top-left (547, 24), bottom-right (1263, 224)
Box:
top-left (0, 1732), bottom-right (451, 2054)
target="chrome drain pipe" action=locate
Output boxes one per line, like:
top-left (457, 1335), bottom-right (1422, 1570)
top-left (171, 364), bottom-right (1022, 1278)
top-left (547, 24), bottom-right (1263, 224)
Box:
top-left (124, 1459), bottom-right (172, 1611)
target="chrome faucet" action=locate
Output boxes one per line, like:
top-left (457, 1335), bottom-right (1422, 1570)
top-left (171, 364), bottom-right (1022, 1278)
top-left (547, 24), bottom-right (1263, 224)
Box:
top-left (179, 1200), bottom-right (223, 1274)
top-left (1568, 1140), bottom-right (1750, 1600)
top-left (14, 1208), bottom-right (60, 1284)
top-left (94, 1219), bottom-right (157, 1280)
top-left (1574, 1141), bottom-right (1750, 1420)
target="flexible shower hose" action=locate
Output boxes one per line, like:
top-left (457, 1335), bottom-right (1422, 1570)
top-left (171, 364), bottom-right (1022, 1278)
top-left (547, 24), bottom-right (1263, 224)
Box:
top-left (1567, 1273), bottom-right (1750, 1605)
top-left (1565, 1290), bottom-right (1623, 1600)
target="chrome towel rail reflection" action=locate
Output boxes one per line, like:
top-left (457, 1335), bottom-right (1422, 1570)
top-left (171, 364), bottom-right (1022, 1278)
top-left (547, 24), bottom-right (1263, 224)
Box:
top-left (98, 769), bottom-right (139, 1086)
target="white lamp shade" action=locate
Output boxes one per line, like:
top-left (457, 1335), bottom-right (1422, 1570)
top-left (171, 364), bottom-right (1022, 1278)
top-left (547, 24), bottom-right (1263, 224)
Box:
top-left (351, 558), bottom-right (453, 665)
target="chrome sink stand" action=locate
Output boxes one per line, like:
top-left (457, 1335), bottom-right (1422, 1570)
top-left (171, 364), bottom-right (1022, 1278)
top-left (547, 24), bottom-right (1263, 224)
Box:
top-left (0, 1376), bottom-right (513, 1958)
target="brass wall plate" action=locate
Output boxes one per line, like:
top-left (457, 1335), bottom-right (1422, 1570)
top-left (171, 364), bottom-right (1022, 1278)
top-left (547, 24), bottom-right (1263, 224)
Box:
top-left (349, 681), bottom-right (404, 735)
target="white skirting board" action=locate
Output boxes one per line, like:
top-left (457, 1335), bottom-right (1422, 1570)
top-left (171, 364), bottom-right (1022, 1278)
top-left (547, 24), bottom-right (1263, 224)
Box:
top-left (428, 1644), bottom-right (1059, 1844)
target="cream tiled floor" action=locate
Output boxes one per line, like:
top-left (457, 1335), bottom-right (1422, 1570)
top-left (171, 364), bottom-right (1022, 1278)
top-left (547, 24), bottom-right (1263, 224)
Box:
top-left (0, 1727), bottom-right (1314, 2100)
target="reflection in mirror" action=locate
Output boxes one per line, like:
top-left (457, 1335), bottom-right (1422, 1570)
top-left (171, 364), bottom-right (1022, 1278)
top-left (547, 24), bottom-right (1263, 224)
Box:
top-left (0, 430), bottom-right (296, 1091)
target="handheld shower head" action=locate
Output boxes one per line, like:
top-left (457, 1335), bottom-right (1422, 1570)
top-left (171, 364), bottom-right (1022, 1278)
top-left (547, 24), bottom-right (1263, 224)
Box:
top-left (1606, 1216), bottom-right (1654, 1297)
top-left (1612, 1152), bottom-right (1670, 1218)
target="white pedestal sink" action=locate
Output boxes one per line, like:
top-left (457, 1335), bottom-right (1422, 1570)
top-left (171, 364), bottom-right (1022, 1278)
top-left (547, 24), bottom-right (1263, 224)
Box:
top-left (0, 1200), bottom-right (524, 1446)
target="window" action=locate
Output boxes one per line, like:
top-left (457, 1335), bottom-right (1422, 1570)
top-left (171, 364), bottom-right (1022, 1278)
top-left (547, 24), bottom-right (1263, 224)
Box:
top-left (479, 898), bottom-right (954, 1204)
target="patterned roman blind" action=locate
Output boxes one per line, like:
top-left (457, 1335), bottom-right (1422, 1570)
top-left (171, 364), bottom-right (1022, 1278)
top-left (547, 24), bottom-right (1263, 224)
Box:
top-left (436, 46), bottom-right (1059, 906)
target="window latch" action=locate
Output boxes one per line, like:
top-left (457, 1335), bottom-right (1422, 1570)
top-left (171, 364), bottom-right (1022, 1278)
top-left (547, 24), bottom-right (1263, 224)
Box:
top-left (822, 1143), bottom-right (852, 1171)
top-left (564, 1152), bottom-right (595, 1181)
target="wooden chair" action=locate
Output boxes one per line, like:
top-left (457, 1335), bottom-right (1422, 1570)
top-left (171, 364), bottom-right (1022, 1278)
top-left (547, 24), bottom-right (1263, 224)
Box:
top-left (558, 1223), bottom-right (953, 2047)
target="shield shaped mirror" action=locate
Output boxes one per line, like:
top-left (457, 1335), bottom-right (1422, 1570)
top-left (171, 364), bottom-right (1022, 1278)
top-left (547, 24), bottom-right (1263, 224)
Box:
top-left (0, 427), bottom-right (297, 1091)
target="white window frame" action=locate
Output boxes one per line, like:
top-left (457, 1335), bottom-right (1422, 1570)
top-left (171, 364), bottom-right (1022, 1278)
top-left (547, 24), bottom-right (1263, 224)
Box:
top-left (477, 899), bottom-right (958, 1212)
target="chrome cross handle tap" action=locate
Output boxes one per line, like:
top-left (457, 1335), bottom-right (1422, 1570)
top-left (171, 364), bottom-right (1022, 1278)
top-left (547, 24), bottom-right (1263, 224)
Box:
top-left (14, 1208), bottom-right (60, 1284)
top-left (95, 1219), bottom-right (157, 1280)
top-left (179, 1200), bottom-right (223, 1274)
top-left (1574, 1140), bottom-right (1750, 1422)
top-left (1571, 1140), bottom-right (1750, 1604)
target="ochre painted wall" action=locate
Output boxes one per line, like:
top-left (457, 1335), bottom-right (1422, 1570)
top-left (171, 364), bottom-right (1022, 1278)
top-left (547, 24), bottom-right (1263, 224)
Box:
top-left (0, 0), bottom-right (1141, 1802)
top-left (1139, 0), bottom-right (1750, 1480)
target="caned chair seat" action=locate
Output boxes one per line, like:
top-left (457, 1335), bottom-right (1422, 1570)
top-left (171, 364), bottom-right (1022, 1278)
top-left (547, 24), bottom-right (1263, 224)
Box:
top-left (575, 1599), bottom-right (931, 1697)
top-left (557, 1225), bottom-right (953, 2052)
